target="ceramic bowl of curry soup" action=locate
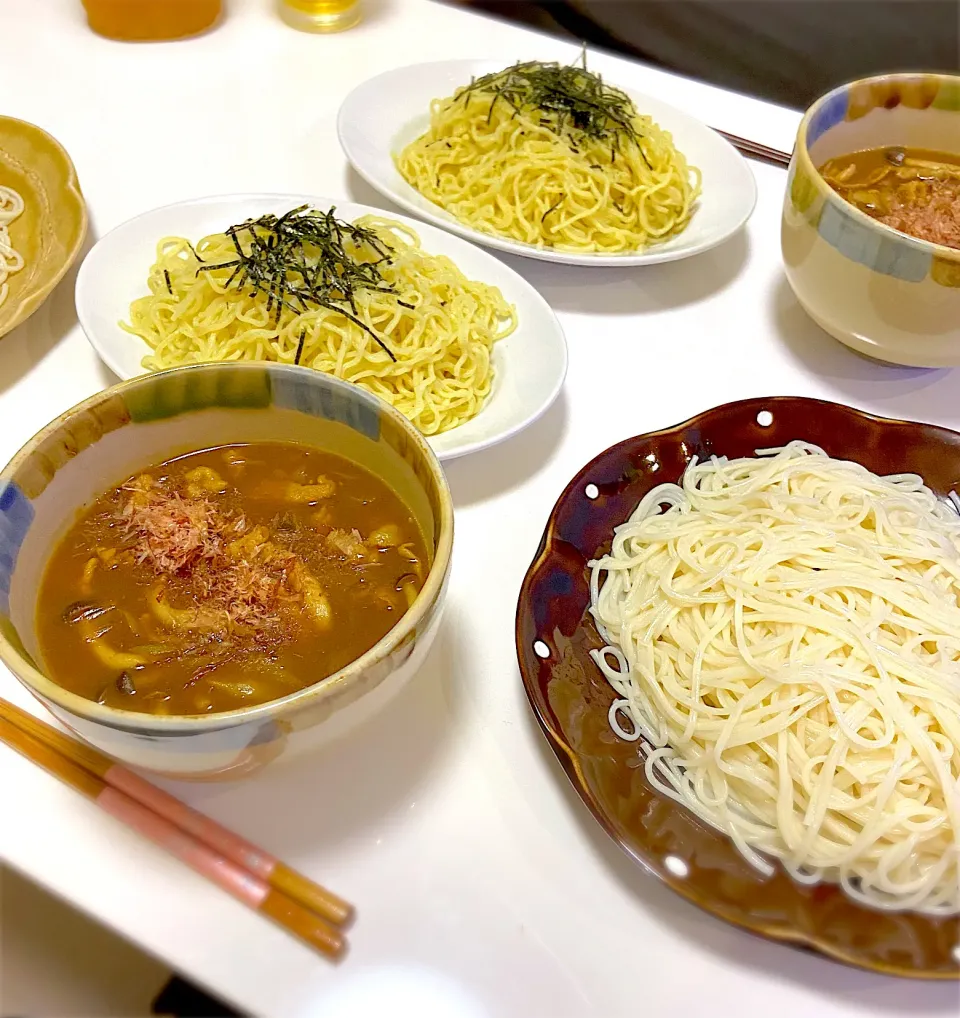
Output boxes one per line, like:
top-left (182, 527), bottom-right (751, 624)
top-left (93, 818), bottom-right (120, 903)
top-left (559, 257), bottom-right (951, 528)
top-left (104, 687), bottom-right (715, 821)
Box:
top-left (781, 72), bottom-right (960, 367)
top-left (0, 363), bottom-right (453, 779)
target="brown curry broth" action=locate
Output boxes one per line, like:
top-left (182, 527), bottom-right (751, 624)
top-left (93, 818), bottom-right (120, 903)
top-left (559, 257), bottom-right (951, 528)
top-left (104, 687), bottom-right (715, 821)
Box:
top-left (819, 146), bottom-right (960, 249)
top-left (36, 443), bottom-right (428, 716)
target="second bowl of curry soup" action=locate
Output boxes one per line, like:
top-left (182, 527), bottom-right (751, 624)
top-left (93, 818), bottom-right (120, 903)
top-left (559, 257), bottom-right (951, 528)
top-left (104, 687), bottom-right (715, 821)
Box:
top-left (0, 362), bottom-right (453, 779)
top-left (781, 72), bottom-right (960, 367)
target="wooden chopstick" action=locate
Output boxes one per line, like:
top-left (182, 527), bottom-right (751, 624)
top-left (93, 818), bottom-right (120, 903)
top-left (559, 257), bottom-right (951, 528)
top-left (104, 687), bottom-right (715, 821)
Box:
top-left (0, 715), bottom-right (345, 959)
top-left (712, 127), bottom-right (792, 168)
top-left (0, 700), bottom-right (352, 955)
top-left (0, 697), bottom-right (351, 927)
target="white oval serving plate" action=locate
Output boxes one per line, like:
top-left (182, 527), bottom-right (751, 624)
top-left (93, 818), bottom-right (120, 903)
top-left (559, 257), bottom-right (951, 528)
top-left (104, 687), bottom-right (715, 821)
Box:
top-left (337, 59), bottom-right (757, 268)
top-left (75, 193), bottom-right (568, 462)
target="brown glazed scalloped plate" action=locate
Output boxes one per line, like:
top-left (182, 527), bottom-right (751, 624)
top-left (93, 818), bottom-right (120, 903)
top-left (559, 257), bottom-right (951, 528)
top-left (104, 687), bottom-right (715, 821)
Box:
top-left (515, 396), bottom-right (960, 979)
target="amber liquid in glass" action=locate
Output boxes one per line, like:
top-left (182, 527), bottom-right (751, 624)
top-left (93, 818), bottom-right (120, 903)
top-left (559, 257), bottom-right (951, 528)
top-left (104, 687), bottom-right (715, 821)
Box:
top-left (83, 0), bottom-right (222, 41)
top-left (279, 0), bottom-right (361, 33)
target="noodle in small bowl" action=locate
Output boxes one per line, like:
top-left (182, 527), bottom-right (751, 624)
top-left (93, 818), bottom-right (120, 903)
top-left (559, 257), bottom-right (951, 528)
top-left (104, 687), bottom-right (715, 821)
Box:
top-left (337, 58), bottom-right (757, 267)
top-left (516, 396), bottom-right (960, 978)
top-left (75, 194), bottom-right (567, 462)
top-left (0, 116), bottom-right (86, 340)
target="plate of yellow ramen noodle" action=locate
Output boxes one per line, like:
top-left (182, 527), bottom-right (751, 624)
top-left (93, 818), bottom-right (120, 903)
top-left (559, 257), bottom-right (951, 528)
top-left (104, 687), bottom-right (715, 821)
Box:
top-left (75, 194), bottom-right (567, 461)
top-left (337, 57), bottom-right (756, 266)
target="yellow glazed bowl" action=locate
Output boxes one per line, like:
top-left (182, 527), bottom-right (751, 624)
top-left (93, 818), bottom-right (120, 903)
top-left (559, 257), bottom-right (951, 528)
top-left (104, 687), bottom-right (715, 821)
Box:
top-left (0, 363), bottom-right (454, 780)
top-left (781, 72), bottom-right (960, 367)
top-left (0, 116), bottom-right (87, 339)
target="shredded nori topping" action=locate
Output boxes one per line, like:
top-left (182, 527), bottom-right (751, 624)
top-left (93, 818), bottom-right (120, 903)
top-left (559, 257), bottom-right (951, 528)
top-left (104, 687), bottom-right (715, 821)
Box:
top-left (194, 206), bottom-right (397, 361)
top-left (458, 54), bottom-right (648, 165)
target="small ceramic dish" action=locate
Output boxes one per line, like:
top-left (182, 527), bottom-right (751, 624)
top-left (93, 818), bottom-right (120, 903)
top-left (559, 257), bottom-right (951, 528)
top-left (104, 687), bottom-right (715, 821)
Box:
top-left (75, 193), bottom-right (567, 462)
top-left (337, 59), bottom-right (757, 267)
top-left (516, 396), bottom-right (960, 978)
top-left (0, 116), bottom-right (87, 339)
top-left (781, 72), bottom-right (960, 367)
top-left (0, 362), bottom-right (453, 780)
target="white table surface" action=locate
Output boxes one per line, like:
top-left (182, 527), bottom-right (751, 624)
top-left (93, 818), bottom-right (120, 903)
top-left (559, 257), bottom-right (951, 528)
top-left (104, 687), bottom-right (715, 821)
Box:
top-left (2, 2), bottom-right (959, 1016)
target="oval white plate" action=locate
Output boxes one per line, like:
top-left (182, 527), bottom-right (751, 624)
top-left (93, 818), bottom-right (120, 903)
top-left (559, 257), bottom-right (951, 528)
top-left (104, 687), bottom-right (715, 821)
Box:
top-left (75, 193), bottom-right (567, 462)
top-left (338, 59), bottom-right (757, 268)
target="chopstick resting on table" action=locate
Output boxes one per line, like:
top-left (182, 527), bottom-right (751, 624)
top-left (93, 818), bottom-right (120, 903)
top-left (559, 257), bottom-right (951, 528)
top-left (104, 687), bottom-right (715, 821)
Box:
top-left (0, 698), bottom-right (352, 960)
top-left (712, 128), bottom-right (792, 168)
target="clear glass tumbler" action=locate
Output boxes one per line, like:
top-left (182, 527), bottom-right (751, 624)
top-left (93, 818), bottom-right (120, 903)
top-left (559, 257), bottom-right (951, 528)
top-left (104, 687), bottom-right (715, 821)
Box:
top-left (278, 0), bottom-right (362, 33)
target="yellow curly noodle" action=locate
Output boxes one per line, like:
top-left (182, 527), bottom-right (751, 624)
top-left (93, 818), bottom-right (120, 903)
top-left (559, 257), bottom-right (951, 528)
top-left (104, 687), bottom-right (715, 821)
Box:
top-left (122, 215), bottom-right (517, 436)
top-left (395, 61), bottom-right (701, 254)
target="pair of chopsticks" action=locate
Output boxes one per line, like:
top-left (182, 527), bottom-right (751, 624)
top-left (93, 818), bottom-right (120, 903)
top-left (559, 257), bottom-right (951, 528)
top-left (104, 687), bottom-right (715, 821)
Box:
top-left (0, 698), bottom-right (352, 960)
top-left (712, 127), bottom-right (792, 168)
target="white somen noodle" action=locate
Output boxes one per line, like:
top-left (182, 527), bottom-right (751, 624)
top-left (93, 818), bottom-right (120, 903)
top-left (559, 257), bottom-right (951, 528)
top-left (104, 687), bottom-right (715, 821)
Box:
top-left (0, 185), bottom-right (25, 310)
top-left (589, 441), bottom-right (960, 914)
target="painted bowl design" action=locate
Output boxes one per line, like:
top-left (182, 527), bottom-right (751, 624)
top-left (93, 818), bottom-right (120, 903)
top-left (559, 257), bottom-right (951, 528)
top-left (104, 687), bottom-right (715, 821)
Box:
top-left (516, 396), bottom-right (960, 978)
top-left (781, 72), bottom-right (960, 367)
top-left (0, 363), bottom-right (453, 779)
